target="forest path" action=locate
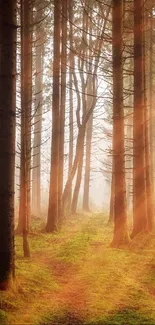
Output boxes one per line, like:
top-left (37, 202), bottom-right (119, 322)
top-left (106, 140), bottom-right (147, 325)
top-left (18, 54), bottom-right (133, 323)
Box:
top-left (2, 213), bottom-right (155, 325)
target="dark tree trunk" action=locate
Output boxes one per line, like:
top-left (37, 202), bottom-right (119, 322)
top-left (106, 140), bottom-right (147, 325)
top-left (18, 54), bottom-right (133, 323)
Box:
top-left (111, 0), bottom-right (129, 247)
top-left (131, 0), bottom-right (147, 238)
top-left (16, 0), bottom-right (32, 258)
top-left (45, 0), bottom-right (61, 232)
top-left (0, 0), bottom-right (16, 289)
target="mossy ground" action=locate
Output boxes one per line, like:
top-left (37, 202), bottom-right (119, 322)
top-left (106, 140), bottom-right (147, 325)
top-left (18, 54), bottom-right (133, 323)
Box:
top-left (1, 213), bottom-right (155, 324)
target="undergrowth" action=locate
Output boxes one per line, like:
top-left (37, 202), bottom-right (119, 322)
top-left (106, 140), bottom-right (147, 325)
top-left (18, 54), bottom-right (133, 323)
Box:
top-left (0, 213), bottom-right (155, 325)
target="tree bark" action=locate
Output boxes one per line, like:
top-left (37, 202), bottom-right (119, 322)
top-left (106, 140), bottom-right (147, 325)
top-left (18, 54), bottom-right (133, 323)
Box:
top-left (71, 127), bottom-right (86, 214)
top-left (67, 0), bottom-right (74, 213)
top-left (111, 0), bottom-right (129, 247)
top-left (144, 11), bottom-right (154, 232)
top-left (59, 0), bottom-right (67, 221)
top-left (16, 0), bottom-right (32, 246)
top-left (149, 9), bottom-right (154, 213)
top-left (83, 113), bottom-right (93, 212)
top-left (0, 0), bottom-right (16, 289)
top-left (32, 4), bottom-right (44, 217)
top-left (108, 154), bottom-right (114, 223)
top-left (131, 0), bottom-right (147, 238)
top-left (45, 0), bottom-right (61, 232)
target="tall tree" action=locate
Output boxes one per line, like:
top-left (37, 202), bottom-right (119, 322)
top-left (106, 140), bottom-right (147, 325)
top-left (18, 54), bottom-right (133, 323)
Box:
top-left (131, 0), bottom-right (147, 238)
top-left (45, 0), bottom-right (61, 232)
top-left (83, 113), bottom-right (93, 212)
top-left (108, 152), bottom-right (114, 223)
top-left (83, 11), bottom-right (93, 213)
top-left (67, 0), bottom-right (74, 212)
top-left (144, 7), bottom-right (154, 232)
top-left (32, 2), bottom-right (44, 217)
top-left (59, 0), bottom-right (68, 220)
top-left (0, 0), bottom-right (17, 289)
top-left (111, 0), bottom-right (129, 247)
top-left (16, 0), bottom-right (32, 258)
top-left (149, 9), bottom-right (154, 206)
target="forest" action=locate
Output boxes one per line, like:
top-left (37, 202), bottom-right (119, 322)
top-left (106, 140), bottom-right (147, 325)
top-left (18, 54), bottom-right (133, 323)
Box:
top-left (0, 0), bottom-right (155, 324)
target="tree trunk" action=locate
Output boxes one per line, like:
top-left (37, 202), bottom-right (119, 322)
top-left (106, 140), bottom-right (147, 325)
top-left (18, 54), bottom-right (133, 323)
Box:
top-left (108, 155), bottom-right (114, 223)
top-left (45, 0), bottom-right (61, 232)
top-left (144, 95), bottom-right (154, 232)
top-left (144, 12), bottom-right (154, 232)
top-left (71, 127), bottom-right (86, 214)
top-left (149, 9), bottom-right (154, 213)
top-left (83, 20), bottom-right (93, 212)
top-left (83, 113), bottom-right (93, 212)
top-left (131, 0), bottom-right (147, 238)
top-left (32, 5), bottom-right (44, 217)
top-left (63, 129), bottom-right (83, 213)
top-left (111, 0), bottom-right (129, 247)
top-left (67, 0), bottom-right (74, 213)
top-left (16, 0), bottom-right (32, 258)
top-left (126, 114), bottom-right (133, 214)
top-left (59, 0), bottom-right (67, 221)
top-left (0, 0), bottom-right (16, 289)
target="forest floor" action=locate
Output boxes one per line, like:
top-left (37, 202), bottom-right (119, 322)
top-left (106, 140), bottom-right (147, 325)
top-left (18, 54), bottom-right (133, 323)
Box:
top-left (1, 213), bottom-right (155, 324)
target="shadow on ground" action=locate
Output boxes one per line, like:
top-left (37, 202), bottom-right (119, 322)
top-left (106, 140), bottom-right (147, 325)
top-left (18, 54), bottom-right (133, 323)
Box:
top-left (40, 307), bottom-right (155, 325)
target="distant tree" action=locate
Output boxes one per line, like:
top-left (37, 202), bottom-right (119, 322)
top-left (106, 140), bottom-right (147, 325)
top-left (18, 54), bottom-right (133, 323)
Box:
top-left (0, 0), bottom-right (17, 289)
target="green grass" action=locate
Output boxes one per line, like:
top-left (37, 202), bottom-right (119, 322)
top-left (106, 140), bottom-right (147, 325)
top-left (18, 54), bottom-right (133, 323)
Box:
top-left (1, 213), bottom-right (155, 324)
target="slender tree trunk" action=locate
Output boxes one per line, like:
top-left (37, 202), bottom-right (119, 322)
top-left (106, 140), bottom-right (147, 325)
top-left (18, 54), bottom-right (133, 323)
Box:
top-left (63, 129), bottom-right (83, 213)
top-left (45, 0), bottom-right (61, 232)
top-left (144, 95), bottom-right (154, 232)
top-left (71, 127), bottom-right (86, 214)
top-left (83, 20), bottom-right (93, 212)
top-left (59, 0), bottom-right (67, 221)
top-left (16, 0), bottom-right (32, 258)
top-left (0, 0), bottom-right (16, 289)
top-left (71, 2), bottom-right (88, 214)
top-left (67, 0), bottom-right (74, 212)
top-left (126, 114), bottom-right (133, 213)
top-left (22, 0), bottom-right (32, 257)
top-left (131, 0), bottom-right (147, 238)
top-left (108, 154), bottom-right (114, 223)
top-left (32, 6), bottom-right (44, 217)
top-left (83, 113), bottom-right (93, 212)
top-left (149, 10), bottom-right (154, 211)
top-left (144, 12), bottom-right (154, 232)
top-left (111, 0), bottom-right (129, 247)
